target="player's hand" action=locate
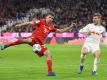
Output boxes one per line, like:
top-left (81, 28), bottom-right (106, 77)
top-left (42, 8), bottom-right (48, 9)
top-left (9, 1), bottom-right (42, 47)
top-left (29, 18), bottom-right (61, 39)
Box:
top-left (72, 23), bottom-right (76, 26)
top-left (15, 24), bottom-right (21, 27)
top-left (69, 23), bottom-right (76, 28)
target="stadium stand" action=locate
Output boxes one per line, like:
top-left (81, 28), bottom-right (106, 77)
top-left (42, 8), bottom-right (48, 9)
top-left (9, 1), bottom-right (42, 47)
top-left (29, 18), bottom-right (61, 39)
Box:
top-left (0, 0), bottom-right (107, 42)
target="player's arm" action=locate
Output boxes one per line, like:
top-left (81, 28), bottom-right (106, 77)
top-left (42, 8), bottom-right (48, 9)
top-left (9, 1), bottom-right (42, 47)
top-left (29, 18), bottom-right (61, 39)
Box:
top-left (55, 23), bottom-right (75, 33)
top-left (79, 24), bottom-right (90, 34)
top-left (15, 20), bottom-right (40, 27)
top-left (101, 28), bottom-right (106, 43)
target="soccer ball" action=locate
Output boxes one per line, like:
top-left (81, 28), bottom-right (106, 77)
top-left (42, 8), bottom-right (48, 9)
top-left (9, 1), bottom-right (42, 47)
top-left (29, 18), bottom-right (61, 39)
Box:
top-left (32, 44), bottom-right (41, 52)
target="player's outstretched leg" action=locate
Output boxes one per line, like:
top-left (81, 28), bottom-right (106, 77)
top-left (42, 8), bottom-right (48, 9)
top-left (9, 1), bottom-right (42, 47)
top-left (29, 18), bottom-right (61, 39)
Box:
top-left (44, 50), bottom-right (56, 76)
top-left (0, 38), bottom-right (32, 50)
top-left (0, 39), bottom-right (24, 50)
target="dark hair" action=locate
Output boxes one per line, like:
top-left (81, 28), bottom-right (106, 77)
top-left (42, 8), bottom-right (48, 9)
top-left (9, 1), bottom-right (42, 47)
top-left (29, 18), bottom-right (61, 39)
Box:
top-left (46, 11), bottom-right (55, 17)
top-left (93, 13), bottom-right (102, 18)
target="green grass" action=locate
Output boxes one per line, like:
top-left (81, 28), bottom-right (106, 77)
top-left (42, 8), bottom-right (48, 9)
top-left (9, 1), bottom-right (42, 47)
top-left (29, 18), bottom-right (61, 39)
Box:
top-left (0, 44), bottom-right (107, 80)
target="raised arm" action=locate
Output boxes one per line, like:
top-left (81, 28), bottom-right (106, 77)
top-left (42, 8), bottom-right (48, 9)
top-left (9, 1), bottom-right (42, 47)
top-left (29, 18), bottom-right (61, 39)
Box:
top-left (15, 20), bottom-right (40, 27)
top-left (56, 23), bottom-right (75, 33)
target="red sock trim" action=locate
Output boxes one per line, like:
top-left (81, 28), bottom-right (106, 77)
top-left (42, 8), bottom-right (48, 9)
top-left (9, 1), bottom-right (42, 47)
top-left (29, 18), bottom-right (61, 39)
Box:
top-left (47, 60), bottom-right (52, 73)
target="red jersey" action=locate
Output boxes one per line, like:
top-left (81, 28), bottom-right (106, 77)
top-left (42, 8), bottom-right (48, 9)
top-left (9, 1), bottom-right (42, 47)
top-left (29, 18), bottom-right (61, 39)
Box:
top-left (32, 19), bottom-right (57, 44)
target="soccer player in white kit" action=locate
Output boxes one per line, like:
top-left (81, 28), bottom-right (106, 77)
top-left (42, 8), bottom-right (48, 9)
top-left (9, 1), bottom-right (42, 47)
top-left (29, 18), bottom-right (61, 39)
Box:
top-left (78, 13), bottom-right (106, 75)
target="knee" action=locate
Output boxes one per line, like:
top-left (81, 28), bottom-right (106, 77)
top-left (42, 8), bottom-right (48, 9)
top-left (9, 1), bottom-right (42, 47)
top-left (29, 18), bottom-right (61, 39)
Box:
top-left (82, 48), bottom-right (88, 55)
top-left (47, 53), bottom-right (52, 59)
top-left (44, 50), bottom-right (52, 59)
top-left (82, 52), bottom-right (87, 55)
top-left (94, 51), bottom-right (100, 58)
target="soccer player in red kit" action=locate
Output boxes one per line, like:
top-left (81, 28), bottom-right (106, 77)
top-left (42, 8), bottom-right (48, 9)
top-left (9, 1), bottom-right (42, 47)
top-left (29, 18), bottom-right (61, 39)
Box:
top-left (0, 12), bottom-right (74, 76)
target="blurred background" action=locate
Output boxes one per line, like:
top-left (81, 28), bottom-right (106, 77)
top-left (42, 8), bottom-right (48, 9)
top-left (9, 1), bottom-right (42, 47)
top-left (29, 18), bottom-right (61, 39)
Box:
top-left (0, 0), bottom-right (107, 44)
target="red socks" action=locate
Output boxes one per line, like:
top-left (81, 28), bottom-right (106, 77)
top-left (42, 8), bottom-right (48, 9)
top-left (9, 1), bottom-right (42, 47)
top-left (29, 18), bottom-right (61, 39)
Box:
top-left (8, 39), bottom-right (24, 46)
top-left (47, 60), bottom-right (52, 73)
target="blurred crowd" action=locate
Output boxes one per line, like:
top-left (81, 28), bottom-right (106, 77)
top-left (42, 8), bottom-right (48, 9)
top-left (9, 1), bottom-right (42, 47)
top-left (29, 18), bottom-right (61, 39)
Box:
top-left (0, 0), bottom-right (107, 33)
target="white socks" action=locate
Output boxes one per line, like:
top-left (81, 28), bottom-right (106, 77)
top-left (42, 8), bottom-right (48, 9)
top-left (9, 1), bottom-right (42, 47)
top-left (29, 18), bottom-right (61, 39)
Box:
top-left (93, 57), bottom-right (98, 71)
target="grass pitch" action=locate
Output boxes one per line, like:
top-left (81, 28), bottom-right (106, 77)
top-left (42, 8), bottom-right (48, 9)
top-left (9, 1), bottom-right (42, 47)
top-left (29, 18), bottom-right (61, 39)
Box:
top-left (0, 44), bottom-right (107, 80)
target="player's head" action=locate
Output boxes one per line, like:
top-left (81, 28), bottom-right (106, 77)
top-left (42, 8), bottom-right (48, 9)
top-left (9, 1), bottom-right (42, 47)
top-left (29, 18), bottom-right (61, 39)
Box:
top-left (45, 12), bottom-right (55, 23)
top-left (93, 13), bottom-right (102, 25)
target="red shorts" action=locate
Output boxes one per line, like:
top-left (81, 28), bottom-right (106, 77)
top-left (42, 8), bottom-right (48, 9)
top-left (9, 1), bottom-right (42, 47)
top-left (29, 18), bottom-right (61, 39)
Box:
top-left (28, 36), bottom-right (48, 57)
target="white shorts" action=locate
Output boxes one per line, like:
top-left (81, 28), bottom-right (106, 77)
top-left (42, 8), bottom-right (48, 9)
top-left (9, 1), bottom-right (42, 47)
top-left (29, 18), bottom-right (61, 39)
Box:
top-left (82, 42), bottom-right (100, 53)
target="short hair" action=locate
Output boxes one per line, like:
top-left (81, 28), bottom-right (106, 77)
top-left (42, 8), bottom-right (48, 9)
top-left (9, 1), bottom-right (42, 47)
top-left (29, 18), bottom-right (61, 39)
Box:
top-left (46, 11), bottom-right (55, 17)
top-left (93, 13), bottom-right (102, 18)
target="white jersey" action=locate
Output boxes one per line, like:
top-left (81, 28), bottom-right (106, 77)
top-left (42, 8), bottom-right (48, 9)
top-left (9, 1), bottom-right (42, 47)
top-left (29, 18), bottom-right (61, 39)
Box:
top-left (79, 23), bottom-right (106, 44)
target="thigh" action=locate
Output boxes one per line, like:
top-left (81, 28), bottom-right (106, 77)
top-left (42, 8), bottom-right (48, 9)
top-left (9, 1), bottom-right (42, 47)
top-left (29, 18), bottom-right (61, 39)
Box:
top-left (82, 43), bottom-right (90, 54)
top-left (91, 44), bottom-right (100, 54)
top-left (22, 37), bottom-right (32, 43)
top-left (36, 45), bottom-right (48, 57)
top-left (29, 36), bottom-right (43, 46)
top-left (28, 36), bottom-right (38, 46)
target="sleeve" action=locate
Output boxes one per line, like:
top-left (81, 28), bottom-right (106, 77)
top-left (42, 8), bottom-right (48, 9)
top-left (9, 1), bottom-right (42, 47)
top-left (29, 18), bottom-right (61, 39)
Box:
top-left (32, 20), bottom-right (40, 28)
top-left (51, 26), bottom-right (57, 32)
top-left (79, 24), bottom-right (90, 33)
top-left (102, 28), bottom-right (106, 38)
